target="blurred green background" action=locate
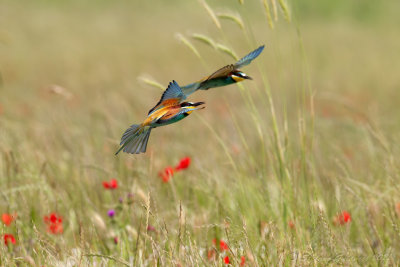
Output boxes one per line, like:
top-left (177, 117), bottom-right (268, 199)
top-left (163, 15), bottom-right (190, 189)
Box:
top-left (1, 0), bottom-right (400, 265)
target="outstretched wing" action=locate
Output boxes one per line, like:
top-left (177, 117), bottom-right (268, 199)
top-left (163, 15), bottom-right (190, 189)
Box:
top-left (201, 45), bottom-right (264, 82)
top-left (148, 80), bottom-right (186, 115)
top-left (234, 45), bottom-right (265, 69)
top-left (203, 64), bottom-right (235, 81)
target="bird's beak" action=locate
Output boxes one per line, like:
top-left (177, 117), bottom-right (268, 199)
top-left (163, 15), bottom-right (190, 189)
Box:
top-left (193, 102), bottom-right (205, 110)
top-left (186, 102), bottom-right (205, 112)
top-left (244, 75), bottom-right (252, 80)
top-left (192, 101), bottom-right (205, 106)
top-left (186, 101), bottom-right (205, 111)
top-left (195, 102), bottom-right (205, 110)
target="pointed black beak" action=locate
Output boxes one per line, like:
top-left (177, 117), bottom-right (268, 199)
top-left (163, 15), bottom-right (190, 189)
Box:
top-left (193, 101), bottom-right (205, 106)
top-left (244, 75), bottom-right (252, 80)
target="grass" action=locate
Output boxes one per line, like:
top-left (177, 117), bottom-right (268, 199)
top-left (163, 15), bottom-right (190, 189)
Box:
top-left (1, 0), bottom-right (400, 265)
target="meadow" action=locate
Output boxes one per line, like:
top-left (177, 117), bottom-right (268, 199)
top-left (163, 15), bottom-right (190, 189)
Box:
top-left (1, 0), bottom-right (400, 265)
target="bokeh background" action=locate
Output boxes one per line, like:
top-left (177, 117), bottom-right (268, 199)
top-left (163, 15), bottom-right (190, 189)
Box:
top-left (1, 0), bottom-right (400, 265)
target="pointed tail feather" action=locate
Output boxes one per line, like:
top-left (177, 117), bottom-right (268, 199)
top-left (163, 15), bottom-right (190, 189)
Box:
top-left (120, 124), bottom-right (140, 145)
top-left (138, 128), bottom-right (151, 153)
top-left (115, 125), bottom-right (152, 155)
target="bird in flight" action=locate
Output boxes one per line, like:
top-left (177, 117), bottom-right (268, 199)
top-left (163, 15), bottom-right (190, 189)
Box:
top-left (116, 80), bottom-right (205, 155)
top-left (181, 45), bottom-right (265, 96)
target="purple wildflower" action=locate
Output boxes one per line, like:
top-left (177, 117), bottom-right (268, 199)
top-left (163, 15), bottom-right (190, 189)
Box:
top-left (107, 209), bottom-right (115, 218)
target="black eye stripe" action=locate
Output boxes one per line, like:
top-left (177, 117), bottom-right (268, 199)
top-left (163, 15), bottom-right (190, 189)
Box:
top-left (233, 72), bottom-right (245, 77)
top-left (181, 102), bottom-right (204, 107)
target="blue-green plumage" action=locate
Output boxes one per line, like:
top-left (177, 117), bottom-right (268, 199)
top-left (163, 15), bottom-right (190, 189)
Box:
top-left (181, 73), bottom-right (239, 95)
top-left (181, 45), bottom-right (264, 97)
top-left (199, 76), bottom-right (236, 90)
top-left (116, 80), bottom-right (205, 155)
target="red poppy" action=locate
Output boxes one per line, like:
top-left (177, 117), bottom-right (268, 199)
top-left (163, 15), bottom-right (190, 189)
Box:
top-left (159, 167), bottom-right (174, 183)
top-left (2, 213), bottom-right (16, 226)
top-left (333, 211), bottom-right (351, 225)
top-left (219, 240), bottom-right (229, 251)
top-left (212, 238), bottom-right (229, 251)
top-left (4, 234), bottom-right (16, 246)
top-left (240, 256), bottom-right (246, 266)
top-left (224, 256), bottom-right (230, 264)
top-left (44, 213), bottom-right (63, 234)
top-left (102, 178), bottom-right (118, 189)
top-left (175, 157), bottom-right (191, 171)
top-left (288, 220), bottom-right (295, 229)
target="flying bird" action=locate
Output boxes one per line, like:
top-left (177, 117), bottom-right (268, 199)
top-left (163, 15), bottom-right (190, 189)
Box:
top-left (116, 80), bottom-right (205, 155)
top-left (181, 45), bottom-right (265, 96)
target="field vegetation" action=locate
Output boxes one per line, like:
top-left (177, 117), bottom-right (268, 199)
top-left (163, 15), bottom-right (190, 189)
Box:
top-left (1, 0), bottom-right (400, 265)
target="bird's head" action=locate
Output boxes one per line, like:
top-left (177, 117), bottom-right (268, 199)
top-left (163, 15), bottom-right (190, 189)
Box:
top-left (230, 71), bottom-right (252, 83)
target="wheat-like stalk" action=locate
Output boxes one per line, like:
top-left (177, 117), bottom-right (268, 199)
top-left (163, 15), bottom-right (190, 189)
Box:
top-left (137, 74), bottom-right (165, 90)
top-left (215, 43), bottom-right (238, 61)
top-left (199, 0), bottom-right (221, 29)
top-left (191, 33), bottom-right (216, 49)
top-left (278, 0), bottom-right (291, 22)
top-left (262, 0), bottom-right (275, 29)
top-left (217, 12), bottom-right (245, 29)
top-left (176, 33), bottom-right (201, 59)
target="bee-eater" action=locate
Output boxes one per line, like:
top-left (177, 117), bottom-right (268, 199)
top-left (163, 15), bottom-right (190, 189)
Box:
top-left (181, 45), bottom-right (265, 96)
top-left (115, 80), bottom-right (205, 155)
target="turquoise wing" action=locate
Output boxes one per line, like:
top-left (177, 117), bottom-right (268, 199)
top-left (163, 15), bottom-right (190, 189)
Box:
top-left (234, 45), bottom-right (265, 69)
top-left (148, 80), bottom-right (186, 115)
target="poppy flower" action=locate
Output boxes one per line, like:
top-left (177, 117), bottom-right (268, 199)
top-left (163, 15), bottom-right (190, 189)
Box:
top-left (212, 238), bottom-right (229, 251)
top-left (175, 157), bottom-right (191, 171)
top-left (333, 211), bottom-right (351, 225)
top-left (288, 220), bottom-right (295, 229)
top-left (159, 166), bottom-right (174, 183)
top-left (2, 213), bottom-right (16, 226)
top-left (224, 256), bottom-right (230, 264)
top-left (4, 234), bottom-right (16, 246)
top-left (113, 237), bottom-right (118, 244)
top-left (240, 256), bottom-right (245, 266)
top-left (44, 213), bottom-right (63, 234)
top-left (219, 240), bottom-right (229, 251)
top-left (103, 178), bottom-right (118, 189)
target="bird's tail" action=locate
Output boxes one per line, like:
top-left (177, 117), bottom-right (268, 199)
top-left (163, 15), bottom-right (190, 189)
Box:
top-left (181, 82), bottom-right (200, 97)
top-left (115, 124), bottom-right (152, 155)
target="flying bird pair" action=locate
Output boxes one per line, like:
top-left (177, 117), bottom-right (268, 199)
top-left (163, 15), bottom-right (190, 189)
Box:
top-left (116, 45), bottom-right (265, 155)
